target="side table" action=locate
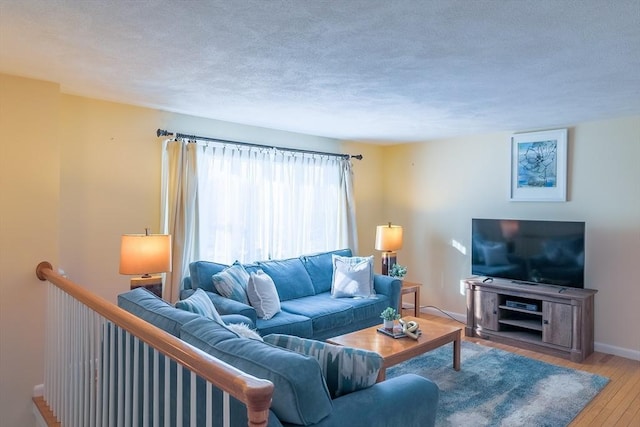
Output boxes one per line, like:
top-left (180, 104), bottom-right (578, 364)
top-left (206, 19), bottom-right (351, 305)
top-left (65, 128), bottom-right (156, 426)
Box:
top-left (131, 278), bottom-right (163, 298)
top-left (400, 280), bottom-right (421, 317)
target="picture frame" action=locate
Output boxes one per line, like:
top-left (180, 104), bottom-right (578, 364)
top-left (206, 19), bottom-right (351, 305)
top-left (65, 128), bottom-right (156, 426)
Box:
top-left (510, 128), bottom-right (568, 202)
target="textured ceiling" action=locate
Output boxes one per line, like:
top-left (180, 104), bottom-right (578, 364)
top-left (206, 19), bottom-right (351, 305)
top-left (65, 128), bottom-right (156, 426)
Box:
top-left (1, 0), bottom-right (639, 142)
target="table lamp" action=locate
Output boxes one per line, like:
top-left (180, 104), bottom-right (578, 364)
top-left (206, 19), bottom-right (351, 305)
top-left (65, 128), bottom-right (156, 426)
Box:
top-left (119, 229), bottom-right (171, 296)
top-left (375, 222), bottom-right (403, 275)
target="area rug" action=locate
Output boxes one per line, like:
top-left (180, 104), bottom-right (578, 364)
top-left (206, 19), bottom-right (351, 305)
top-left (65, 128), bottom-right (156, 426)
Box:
top-left (386, 341), bottom-right (609, 427)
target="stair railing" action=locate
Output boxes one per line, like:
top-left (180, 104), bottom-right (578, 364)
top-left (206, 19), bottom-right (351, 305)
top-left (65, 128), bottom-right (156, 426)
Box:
top-left (34, 261), bottom-right (273, 427)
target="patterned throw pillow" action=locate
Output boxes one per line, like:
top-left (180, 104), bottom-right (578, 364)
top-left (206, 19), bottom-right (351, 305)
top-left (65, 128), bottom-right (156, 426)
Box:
top-left (247, 270), bottom-right (281, 319)
top-left (331, 255), bottom-right (375, 298)
top-left (211, 262), bottom-right (250, 304)
top-left (264, 334), bottom-right (383, 398)
top-left (175, 288), bottom-right (224, 324)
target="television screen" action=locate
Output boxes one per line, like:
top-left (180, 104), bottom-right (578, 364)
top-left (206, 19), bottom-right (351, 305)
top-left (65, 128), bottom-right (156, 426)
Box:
top-left (471, 219), bottom-right (585, 288)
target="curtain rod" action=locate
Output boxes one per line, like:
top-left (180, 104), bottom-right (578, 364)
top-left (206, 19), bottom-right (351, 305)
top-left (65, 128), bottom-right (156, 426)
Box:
top-left (156, 129), bottom-right (363, 160)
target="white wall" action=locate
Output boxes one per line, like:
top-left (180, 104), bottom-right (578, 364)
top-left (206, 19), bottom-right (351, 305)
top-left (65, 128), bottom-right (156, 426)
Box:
top-left (380, 116), bottom-right (640, 356)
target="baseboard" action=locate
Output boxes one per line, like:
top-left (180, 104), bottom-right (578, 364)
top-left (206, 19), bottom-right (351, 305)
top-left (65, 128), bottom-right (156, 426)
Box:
top-left (417, 307), bottom-right (640, 361)
top-left (33, 384), bottom-right (44, 397)
top-left (32, 384), bottom-right (47, 427)
top-left (594, 342), bottom-right (640, 361)
top-left (33, 403), bottom-right (48, 427)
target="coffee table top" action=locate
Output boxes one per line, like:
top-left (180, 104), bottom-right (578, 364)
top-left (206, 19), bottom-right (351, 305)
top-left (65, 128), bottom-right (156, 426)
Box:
top-left (326, 316), bottom-right (462, 367)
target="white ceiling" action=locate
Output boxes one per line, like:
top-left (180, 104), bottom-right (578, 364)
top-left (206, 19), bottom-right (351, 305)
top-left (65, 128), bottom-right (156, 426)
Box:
top-left (1, 0), bottom-right (639, 142)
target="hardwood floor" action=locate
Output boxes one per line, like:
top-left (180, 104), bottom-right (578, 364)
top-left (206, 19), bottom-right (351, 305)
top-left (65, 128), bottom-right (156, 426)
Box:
top-left (412, 312), bottom-right (640, 426)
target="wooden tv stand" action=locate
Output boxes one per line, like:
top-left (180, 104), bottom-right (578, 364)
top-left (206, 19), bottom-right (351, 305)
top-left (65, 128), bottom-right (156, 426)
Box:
top-left (465, 277), bottom-right (597, 362)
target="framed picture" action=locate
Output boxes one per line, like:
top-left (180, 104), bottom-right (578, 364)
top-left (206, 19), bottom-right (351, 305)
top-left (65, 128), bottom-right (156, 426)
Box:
top-left (510, 129), bottom-right (568, 202)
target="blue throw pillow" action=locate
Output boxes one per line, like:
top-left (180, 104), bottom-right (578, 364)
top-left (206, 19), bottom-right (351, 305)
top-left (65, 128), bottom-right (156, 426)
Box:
top-left (264, 333), bottom-right (383, 398)
top-left (175, 288), bottom-right (224, 324)
top-left (212, 262), bottom-right (250, 304)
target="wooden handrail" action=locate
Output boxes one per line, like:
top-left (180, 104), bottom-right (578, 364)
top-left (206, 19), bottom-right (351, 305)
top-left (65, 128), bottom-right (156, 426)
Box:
top-left (36, 261), bottom-right (274, 426)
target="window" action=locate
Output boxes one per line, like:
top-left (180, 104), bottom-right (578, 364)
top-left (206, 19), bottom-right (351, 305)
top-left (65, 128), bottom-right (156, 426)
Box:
top-left (161, 138), bottom-right (357, 298)
top-left (196, 146), bottom-right (350, 263)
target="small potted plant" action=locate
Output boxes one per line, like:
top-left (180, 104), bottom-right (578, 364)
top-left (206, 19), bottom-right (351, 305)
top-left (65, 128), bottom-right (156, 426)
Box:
top-left (380, 307), bottom-right (400, 331)
top-left (389, 263), bottom-right (407, 278)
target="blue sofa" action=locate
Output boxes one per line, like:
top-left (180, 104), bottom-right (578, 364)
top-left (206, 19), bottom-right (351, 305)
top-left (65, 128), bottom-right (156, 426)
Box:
top-left (118, 287), bottom-right (439, 427)
top-left (181, 249), bottom-right (402, 340)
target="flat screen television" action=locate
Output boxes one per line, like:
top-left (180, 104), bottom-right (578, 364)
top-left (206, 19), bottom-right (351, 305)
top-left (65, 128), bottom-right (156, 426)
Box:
top-left (471, 218), bottom-right (585, 288)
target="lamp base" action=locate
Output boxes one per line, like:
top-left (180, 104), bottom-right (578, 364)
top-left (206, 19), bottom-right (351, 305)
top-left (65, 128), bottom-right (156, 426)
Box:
top-left (381, 252), bottom-right (397, 276)
top-left (130, 276), bottom-right (163, 298)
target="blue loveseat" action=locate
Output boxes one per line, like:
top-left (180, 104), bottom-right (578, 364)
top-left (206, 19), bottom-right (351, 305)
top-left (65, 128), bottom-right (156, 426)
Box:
top-left (118, 287), bottom-right (439, 427)
top-left (181, 249), bottom-right (402, 340)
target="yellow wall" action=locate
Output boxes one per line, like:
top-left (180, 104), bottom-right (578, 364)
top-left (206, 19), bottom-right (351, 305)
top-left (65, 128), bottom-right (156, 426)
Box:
top-left (343, 140), bottom-right (386, 265)
top-left (1, 72), bottom-right (638, 426)
top-left (0, 75), bottom-right (60, 427)
top-left (59, 96), bottom-right (162, 299)
top-left (58, 94), bottom-right (346, 302)
top-left (380, 118), bottom-right (640, 356)
top-left (0, 73), bottom-right (352, 426)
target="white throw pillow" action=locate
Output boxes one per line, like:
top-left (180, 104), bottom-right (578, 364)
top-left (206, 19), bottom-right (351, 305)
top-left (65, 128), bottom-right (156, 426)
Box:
top-left (331, 255), bottom-right (375, 298)
top-left (247, 270), bottom-right (281, 320)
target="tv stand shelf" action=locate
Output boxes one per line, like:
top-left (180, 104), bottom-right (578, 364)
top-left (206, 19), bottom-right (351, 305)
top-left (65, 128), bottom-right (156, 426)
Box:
top-left (499, 318), bottom-right (542, 331)
top-left (465, 278), bottom-right (597, 362)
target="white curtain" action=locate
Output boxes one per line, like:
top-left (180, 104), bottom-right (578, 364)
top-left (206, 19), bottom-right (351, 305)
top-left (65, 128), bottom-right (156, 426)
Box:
top-left (160, 139), bottom-right (199, 302)
top-left (339, 160), bottom-right (358, 252)
top-left (161, 139), bottom-right (357, 301)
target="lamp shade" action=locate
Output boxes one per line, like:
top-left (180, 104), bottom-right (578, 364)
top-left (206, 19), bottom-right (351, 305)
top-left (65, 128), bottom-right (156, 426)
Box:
top-left (374, 224), bottom-right (403, 252)
top-left (119, 234), bottom-right (172, 275)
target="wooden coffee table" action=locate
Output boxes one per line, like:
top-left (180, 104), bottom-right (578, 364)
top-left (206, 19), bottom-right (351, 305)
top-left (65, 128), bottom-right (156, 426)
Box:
top-left (326, 316), bottom-right (461, 381)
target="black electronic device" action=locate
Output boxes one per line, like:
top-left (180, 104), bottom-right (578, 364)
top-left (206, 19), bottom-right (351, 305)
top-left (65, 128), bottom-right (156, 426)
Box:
top-left (471, 218), bottom-right (586, 289)
top-left (506, 300), bottom-right (539, 312)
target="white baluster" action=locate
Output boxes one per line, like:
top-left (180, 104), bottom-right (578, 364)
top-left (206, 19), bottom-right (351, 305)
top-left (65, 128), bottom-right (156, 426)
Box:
top-left (190, 371), bottom-right (197, 427)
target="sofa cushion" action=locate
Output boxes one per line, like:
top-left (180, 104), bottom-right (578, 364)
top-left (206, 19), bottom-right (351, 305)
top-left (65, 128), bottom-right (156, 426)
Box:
top-left (188, 260), bottom-right (228, 292)
top-left (118, 287), bottom-right (200, 337)
top-left (280, 295), bottom-right (354, 335)
top-left (180, 317), bottom-right (333, 425)
top-left (212, 262), bottom-right (250, 304)
top-left (257, 258), bottom-right (315, 301)
top-left (301, 248), bottom-right (353, 294)
top-left (247, 270), bottom-right (281, 320)
top-left (264, 334), bottom-right (383, 398)
top-left (175, 288), bottom-right (224, 323)
top-left (311, 292), bottom-right (390, 325)
top-left (331, 255), bottom-right (375, 298)
top-left (255, 311), bottom-right (314, 338)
